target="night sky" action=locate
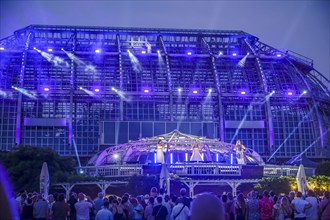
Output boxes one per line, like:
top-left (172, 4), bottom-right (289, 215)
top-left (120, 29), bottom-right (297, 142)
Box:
top-left (1, 0), bottom-right (329, 80)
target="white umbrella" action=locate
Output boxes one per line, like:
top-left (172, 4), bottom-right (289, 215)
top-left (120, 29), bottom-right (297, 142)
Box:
top-left (296, 164), bottom-right (308, 195)
top-left (40, 162), bottom-right (50, 198)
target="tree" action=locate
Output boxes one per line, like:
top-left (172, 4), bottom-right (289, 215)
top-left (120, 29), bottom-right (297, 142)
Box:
top-left (0, 146), bottom-right (76, 193)
top-left (316, 161), bottom-right (330, 176)
top-left (254, 176), bottom-right (295, 194)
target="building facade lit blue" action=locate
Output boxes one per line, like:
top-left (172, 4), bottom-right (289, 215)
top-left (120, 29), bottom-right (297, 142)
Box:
top-left (0, 25), bottom-right (329, 160)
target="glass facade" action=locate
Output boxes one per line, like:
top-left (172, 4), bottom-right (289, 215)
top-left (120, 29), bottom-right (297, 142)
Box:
top-left (0, 25), bottom-right (329, 159)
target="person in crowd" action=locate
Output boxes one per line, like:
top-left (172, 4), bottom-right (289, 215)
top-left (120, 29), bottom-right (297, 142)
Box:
top-left (319, 191), bottom-right (330, 220)
top-left (51, 193), bottom-right (70, 220)
top-left (189, 192), bottom-right (225, 220)
top-left (131, 197), bottom-right (144, 220)
top-left (112, 199), bottom-right (124, 220)
top-left (163, 195), bottom-right (172, 220)
top-left (226, 192), bottom-right (235, 220)
top-left (246, 191), bottom-right (259, 220)
top-left (179, 188), bottom-right (191, 209)
top-left (22, 198), bottom-right (34, 220)
top-left (152, 196), bottom-right (168, 220)
top-left (75, 193), bottom-right (93, 220)
top-left (305, 190), bottom-right (319, 220)
top-left (94, 192), bottom-right (105, 214)
top-left (144, 196), bottom-right (155, 220)
top-left (48, 194), bottom-right (55, 215)
top-left (259, 190), bottom-right (273, 220)
top-left (221, 194), bottom-right (230, 220)
top-left (288, 191), bottom-right (295, 203)
top-left (33, 194), bottom-right (49, 220)
top-left (171, 197), bottom-right (189, 220)
top-left (68, 192), bottom-right (78, 220)
top-left (95, 201), bottom-right (113, 220)
top-left (150, 187), bottom-right (158, 198)
top-left (272, 196), bottom-right (280, 220)
top-left (121, 196), bottom-right (131, 220)
top-left (234, 193), bottom-right (246, 220)
top-left (291, 191), bottom-right (312, 220)
top-left (277, 196), bottom-right (292, 220)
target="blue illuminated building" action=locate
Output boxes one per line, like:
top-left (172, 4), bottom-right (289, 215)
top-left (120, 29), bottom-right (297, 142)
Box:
top-left (0, 25), bottom-right (329, 161)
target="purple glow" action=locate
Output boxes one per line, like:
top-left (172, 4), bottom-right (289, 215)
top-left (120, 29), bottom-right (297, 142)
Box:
top-left (44, 87), bottom-right (49, 91)
top-left (187, 52), bottom-right (192, 55)
top-left (232, 53), bottom-right (237, 56)
top-left (94, 88), bottom-right (100, 92)
top-left (192, 90), bottom-right (198, 94)
top-left (241, 91), bottom-right (246, 95)
top-left (288, 92), bottom-right (293, 96)
top-left (144, 89), bottom-right (149, 93)
top-left (141, 50), bottom-right (146, 54)
top-left (95, 49), bottom-right (101, 53)
top-left (47, 48), bottom-right (53, 52)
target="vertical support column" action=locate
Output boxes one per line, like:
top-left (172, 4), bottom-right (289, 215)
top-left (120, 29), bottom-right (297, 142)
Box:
top-left (159, 36), bottom-right (173, 121)
top-left (244, 39), bottom-right (274, 152)
top-left (15, 32), bottom-right (32, 145)
top-left (202, 37), bottom-right (224, 140)
top-left (116, 34), bottom-right (124, 120)
top-left (68, 33), bottom-right (77, 146)
top-left (227, 180), bottom-right (241, 196)
top-left (61, 183), bottom-right (75, 200)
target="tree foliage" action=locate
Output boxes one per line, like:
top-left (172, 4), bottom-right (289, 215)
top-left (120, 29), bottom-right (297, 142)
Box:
top-left (0, 146), bottom-right (76, 193)
top-left (316, 161), bottom-right (330, 176)
top-left (127, 175), bottom-right (159, 195)
top-left (254, 176), bottom-right (295, 194)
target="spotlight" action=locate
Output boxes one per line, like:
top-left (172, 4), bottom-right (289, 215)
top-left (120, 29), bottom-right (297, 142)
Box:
top-left (241, 91), bottom-right (246, 95)
top-left (187, 52), bottom-right (192, 56)
top-left (141, 50), bottom-right (146, 54)
top-left (61, 48), bottom-right (64, 51)
top-left (177, 88), bottom-right (182, 92)
top-left (113, 154), bottom-right (119, 159)
top-left (144, 89), bottom-right (149, 93)
top-left (43, 87), bottom-right (49, 91)
top-left (303, 90), bottom-right (307, 94)
top-left (111, 87), bottom-right (115, 91)
top-left (79, 87), bottom-right (83, 90)
top-left (79, 169), bottom-right (84, 174)
top-left (47, 48), bottom-right (53, 52)
top-left (157, 50), bottom-right (161, 54)
top-left (288, 92), bottom-right (293, 96)
top-left (193, 90), bottom-right (198, 94)
top-left (232, 53), bottom-right (237, 56)
top-left (218, 51), bottom-right (223, 56)
top-left (95, 49), bottom-right (101, 53)
top-left (127, 49), bottom-right (130, 53)
top-left (0, 47), bottom-right (4, 50)
top-left (208, 88), bottom-right (212, 93)
top-left (272, 90), bottom-right (276, 93)
top-left (276, 54), bottom-right (282, 57)
top-left (33, 47), bottom-right (37, 50)
top-left (94, 88), bottom-right (100, 92)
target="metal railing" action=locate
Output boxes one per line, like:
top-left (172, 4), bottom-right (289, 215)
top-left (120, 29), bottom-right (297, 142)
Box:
top-left (78, 163), bottom-right (314, 178)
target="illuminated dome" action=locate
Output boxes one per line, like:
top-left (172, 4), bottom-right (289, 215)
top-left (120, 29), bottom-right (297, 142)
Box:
top-left (88, 130), bottom-right (264, 166)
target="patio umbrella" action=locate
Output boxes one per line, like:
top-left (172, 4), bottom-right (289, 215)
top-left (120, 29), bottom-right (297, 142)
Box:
top-left (40, 162), bottom-right (50, 198)
top-left (296, 164), bottom-right (308, 195)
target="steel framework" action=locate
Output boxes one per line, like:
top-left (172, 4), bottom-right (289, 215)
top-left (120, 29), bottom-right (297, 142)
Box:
top-left (0, 25), bottom-right (329, 159)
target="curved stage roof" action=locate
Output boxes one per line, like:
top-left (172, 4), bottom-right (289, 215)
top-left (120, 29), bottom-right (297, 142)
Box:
top-left (88, 130), bottom-right (264, 166)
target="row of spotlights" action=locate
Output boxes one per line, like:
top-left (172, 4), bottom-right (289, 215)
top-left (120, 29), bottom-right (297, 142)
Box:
top-left (2, 47), bottom-right (285, 58)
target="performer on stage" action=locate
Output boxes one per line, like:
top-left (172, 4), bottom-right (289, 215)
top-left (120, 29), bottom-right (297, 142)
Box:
top-left (234, 140), bottom-right (247, 165)
top-left (156, 139), bottom-right (166, 164)
top-left (190, 141), bottom-right (203, 162)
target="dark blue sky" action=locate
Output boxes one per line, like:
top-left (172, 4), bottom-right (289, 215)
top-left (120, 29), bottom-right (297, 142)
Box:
top-left (1, 0), bottom-right (329, 80)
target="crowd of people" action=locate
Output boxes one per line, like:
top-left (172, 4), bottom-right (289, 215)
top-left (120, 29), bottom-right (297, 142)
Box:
top-left (14, 187), bottom-right (330, 220)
